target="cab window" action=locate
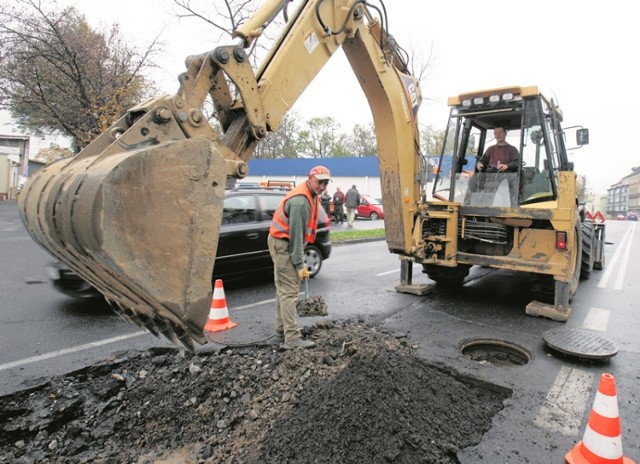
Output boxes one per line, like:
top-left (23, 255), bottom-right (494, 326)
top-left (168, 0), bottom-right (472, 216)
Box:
top-left (519, 98), bottom-right (555, 203)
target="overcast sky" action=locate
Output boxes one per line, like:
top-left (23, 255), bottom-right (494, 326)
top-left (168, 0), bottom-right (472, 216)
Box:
top-left (3, 0), bottom-right (637, 195)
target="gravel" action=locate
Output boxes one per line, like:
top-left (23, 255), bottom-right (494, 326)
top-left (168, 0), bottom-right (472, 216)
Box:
top-left (0, 320), bottom-right (509, 463)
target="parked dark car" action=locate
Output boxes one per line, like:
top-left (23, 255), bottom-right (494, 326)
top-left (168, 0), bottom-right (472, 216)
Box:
top-left (46, 188), bottom-right (331, 298)
top-left (626, 212), bottom-right (638, 221)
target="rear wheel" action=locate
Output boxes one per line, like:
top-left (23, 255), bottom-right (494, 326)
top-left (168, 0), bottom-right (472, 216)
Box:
top-left (580, 221), bottom-right (594, 279)
top-left (422, 264), bottom-right (471, 287)
top-left (304, 245), bottom-right (323, 278)
top-left (370, 211), bottom-right (379, 220)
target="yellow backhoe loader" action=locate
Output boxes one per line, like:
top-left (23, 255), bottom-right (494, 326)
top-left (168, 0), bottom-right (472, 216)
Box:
top-left (422, 86), bottom-right (604, 321)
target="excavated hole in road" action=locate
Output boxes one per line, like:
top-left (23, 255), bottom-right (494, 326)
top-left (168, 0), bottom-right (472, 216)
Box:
top-left (460, 338), bottom-right (532, 367)
top-left (0, 322), bottom-right (512, 463)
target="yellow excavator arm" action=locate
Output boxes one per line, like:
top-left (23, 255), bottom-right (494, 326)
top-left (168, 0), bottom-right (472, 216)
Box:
top-left (18, 0), bottom-right (425, 350)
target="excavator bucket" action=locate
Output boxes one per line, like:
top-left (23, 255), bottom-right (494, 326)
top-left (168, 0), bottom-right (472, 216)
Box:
top-left (19, 135), bottom-right (228, 351)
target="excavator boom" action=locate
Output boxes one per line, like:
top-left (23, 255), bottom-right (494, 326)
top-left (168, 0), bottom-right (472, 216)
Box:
top-left (19, 0), bottom-right (425, 350)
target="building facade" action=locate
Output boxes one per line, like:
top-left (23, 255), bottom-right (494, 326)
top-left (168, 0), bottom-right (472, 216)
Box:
top-left (606, 167), bottom-right (640, 218)
top-left (0, 135), bottom-right (30, 201)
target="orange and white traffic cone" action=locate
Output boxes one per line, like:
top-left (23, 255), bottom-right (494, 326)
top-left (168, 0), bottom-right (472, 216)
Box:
top-left (566, 373), bottom-right (635, 464)
top-left (204, 279), bottom-right (237, 333)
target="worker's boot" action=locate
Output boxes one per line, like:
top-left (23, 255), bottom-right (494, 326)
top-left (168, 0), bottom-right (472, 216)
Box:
top-left (283, 338), bottom-right (315, 349)
top-left (268, 331), bottom-right (284, 345)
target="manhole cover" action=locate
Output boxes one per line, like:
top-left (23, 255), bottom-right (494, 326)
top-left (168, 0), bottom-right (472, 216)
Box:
top-left (542, 328), bottom-right (618, 360)
top-left (460, 338), bottom-right (531, 367)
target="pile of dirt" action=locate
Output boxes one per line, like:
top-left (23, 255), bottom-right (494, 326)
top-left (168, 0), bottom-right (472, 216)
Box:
top-left (296, 295), bottom-right (328, 317)
top-left (0, 321), bottom-right (509, 463)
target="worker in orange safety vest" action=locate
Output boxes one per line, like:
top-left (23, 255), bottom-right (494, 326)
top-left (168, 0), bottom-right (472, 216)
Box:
top-left (267, 165), bottom-right (331, 349)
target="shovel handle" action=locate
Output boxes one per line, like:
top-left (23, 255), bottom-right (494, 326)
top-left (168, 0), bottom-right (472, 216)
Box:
top-left (304, 277), bottom-right (310, 298)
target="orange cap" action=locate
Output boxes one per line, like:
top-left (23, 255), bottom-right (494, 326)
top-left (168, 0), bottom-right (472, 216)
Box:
top-left (309, 165), bottom-right (331, 181)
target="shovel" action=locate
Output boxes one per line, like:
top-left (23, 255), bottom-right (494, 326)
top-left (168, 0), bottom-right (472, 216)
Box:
top-left (304, 277), bottom-right (311, 298)
top-left (296, 277), bottom-right (328, 317)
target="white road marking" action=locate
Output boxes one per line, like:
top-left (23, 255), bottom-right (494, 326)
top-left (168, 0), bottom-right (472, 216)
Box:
top-left (598, 224), bottom-right (635, 289)
top-left (614, 223), bottom-right (635, 290)
top-left (581, 307), bottom-right (611, 332)
top-left (234, 298), bottom-right (276, 310)
top-left (534, 366), bottom-right (593, 436)
top-left (1, 297), bottom-right (278, 372)
top-left (0, 332), bottom-right (146, 372)
top-left (376, 263), bottom-right (421, 277)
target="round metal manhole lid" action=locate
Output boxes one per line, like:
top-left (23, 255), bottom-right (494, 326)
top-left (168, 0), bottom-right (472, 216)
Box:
top-left (542, 328), bottom-right (618, 360)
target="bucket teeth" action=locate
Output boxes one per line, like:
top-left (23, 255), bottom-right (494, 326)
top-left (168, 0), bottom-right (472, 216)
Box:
top-left (176, 328), bottom-right (196, 353)
top-left (108, 300), bottom-right (198, 351)
top-left (158, 323), bottom-right (178, 345)
top-left (111, 301), bottom-right (135, 323)
top-left (136, 314), bottom-right (161, 338)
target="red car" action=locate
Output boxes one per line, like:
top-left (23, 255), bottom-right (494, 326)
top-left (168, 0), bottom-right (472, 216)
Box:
top-left (357, 195), bottom-right (384, 220)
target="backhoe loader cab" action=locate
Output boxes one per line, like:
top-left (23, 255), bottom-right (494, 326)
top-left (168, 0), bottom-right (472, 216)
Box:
top-left (423, 85), bottom-right (603, 321)
top-left (433, 86), bottom-right (586, 208)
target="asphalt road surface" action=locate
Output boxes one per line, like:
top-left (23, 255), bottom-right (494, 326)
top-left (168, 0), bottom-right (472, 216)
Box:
top-left (1, 200), bottom-right (639, 462)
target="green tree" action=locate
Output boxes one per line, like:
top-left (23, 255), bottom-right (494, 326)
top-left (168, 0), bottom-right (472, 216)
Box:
top-left (420, 125), bottom-right (445, 180)
top-left (254, 111), bottom-right (301, 159)
top-left (576, 174), bottom-right (587, 203)
top-left (296, 116), bottom-right (347, 158)
top-left (0, 0), bottom-right (159, 150)
top-left (420, 125), bottom-right (445, 157)
top-left (346, 123), bottom-right (377, 156)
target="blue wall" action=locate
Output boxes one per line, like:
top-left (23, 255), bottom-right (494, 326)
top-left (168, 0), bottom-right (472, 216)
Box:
top-left (248, 156), bottom-right (380, 177)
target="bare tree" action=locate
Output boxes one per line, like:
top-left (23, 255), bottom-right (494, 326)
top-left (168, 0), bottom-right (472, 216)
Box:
top-left (170, 0), bottom-right (292, 137)
top-left (171, 0), bottom-right (288, 66)
top-left (0, 0), bottom-right (159, 150)
top-left (172, 0), bottom-right (258, 38)
top-left (409, 41), bottom-right (436, 88)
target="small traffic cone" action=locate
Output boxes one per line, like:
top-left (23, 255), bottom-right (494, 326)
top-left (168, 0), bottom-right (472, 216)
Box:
top-left (204, 279), bottom-right (237, 333)
top-left (566, 373), bottom-right (635, 464)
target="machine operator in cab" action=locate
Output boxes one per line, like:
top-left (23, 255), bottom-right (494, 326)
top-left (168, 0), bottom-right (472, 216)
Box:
top-left (476, 127), bottom-right (519, 172)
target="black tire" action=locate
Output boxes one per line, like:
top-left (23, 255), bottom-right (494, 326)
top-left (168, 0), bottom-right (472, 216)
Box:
top-left (304, 245), bottom-right (323, 278)
top-left (422, 264), bottom-right (471, 287)
top-left (580, 221), bottom-right (594, 280)
top-left (370, 211), bottom-right (379, 220)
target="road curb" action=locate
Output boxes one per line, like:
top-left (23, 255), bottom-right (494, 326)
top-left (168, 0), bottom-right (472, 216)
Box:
top-left (332, 237), bottom-right (386, 246)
